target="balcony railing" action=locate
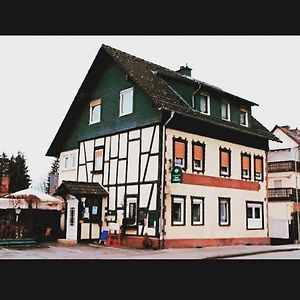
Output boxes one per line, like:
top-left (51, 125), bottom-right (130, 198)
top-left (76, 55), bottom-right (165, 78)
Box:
top-left (268, 160), bottom-right (300, 173)
top-left (268, 188), bottom-right (300, 201)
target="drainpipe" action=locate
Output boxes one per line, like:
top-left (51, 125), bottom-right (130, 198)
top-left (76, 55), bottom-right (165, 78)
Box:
top-left (159, 110), bottom-right (175, 249)
top-left (192, 83), bottom-right (202, 109)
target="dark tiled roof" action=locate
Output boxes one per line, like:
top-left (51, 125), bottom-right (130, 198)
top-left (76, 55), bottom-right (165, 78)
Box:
top-left (54, 180), bottom-right (108, 197)
top-left (46, 44), bottom-right (280, 157)
top-left (102, 44), bottom-right (280, 142)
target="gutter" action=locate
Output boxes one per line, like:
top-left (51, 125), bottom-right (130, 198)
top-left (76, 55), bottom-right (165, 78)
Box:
top-left (159, 110), bottom-right (175, 249)
top-left (192, 83), bottom-right (202, 108)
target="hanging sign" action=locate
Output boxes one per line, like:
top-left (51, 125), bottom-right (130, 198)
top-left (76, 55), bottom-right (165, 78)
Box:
top-left (171, 166), bottom-right (183, 183)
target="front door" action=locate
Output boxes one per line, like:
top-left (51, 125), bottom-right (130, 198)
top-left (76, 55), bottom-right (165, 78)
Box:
top-left (79, 197), bottom-right (102, 241)
top-left (66, 198), bottom-right (79, 240)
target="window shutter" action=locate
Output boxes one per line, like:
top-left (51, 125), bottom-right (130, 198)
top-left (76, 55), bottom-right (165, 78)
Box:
top-left (255, 158), bottom-right (262, 173)
top-left (194, 145), bottom-right (203, 160)
top-left (242, 155), bottom-right (250, 170)
top-left (90, 98), bottom-right (101, 107)
top-left (221, 151), bottom-right (229, 167)
top-left (175, 141), bottom-right (185, 158)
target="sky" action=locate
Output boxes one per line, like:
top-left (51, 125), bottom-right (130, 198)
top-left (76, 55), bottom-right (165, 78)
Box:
top-left (1, 35), bottom-right (300, 189)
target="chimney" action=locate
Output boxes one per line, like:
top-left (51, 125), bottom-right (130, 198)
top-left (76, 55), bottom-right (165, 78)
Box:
top-left (176, 64), bottom-right (192, 77)
top-left (0, 176), bottom-right (10, 195)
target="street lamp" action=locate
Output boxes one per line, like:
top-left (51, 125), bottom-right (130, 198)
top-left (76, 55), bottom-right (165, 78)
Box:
top-left (294, 146), bottom-right (300, 243)
top-left (15, 206), bottom-right (21, 223)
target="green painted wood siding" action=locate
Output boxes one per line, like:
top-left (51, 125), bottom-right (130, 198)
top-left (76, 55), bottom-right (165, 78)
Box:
top-left (62, 62), bottom-right (161, 151)
top-left (163, 77), bottom-right (252, 127)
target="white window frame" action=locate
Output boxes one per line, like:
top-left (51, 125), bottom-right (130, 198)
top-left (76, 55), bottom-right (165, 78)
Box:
top-left (61, 152), bottom-right (77, 171)
top-left (247, 202), bottom-right (263, 229)
top-left (89, 101), bottom-right (101, 124)
top-left (119, 87), bottom-right (134, 117)
top-left (172, 196), bottom-right (185, 225)
top-left (191, 197), bottom-right (204, 225)
top-left (193, 159), bottom-right (203, 171)
top-left (199, 94), bottom-right (210, 115)
top-left (94, 148), bottom-right (104, 172)
top-left (240, 108), bottom-right (248, 127)
top-left (219, 198), bottom-right (230, 226)
top-left (221, 101), bottom-right (230, 121)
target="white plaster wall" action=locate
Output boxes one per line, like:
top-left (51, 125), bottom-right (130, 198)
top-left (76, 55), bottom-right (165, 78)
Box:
top-left (164, 128), bottom-right (267, 239)
top-left (59, 149), bottom-right (78, 184)
top-left (268, 149), bottom-right (294, 162)
top-left (268, 172), bottom-right (299, 188)
top-left (269, 128), bottom-right (297, 150)
top-left (164, 185), bottom-right (268, 239)
top-left (268, 201), bottom-right (293, 221)
top-left (127, 140), bottom-right (139, 183)
top-left (110, 134), bottom-right (119, 158)
top-left (84, 140), bottom-right (94, 162)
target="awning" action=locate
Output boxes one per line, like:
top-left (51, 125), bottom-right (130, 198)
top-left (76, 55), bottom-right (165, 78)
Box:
top-left (53, 180), bottom-right (108, 197)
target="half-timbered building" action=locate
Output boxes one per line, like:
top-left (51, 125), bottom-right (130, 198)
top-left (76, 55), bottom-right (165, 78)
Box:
top-left (47, 44), bottom-right (280, 248)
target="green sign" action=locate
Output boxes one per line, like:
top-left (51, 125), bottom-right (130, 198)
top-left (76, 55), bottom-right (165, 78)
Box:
top-left (171, 166), bottom-right (183, 183)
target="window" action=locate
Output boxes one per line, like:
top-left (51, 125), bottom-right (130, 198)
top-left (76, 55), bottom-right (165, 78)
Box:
top-left (62, 152), bottom-right (77, 171)
top-left (240, 109), bottom-right (248, 126)
top-left (221, 101), bottom-right (230, 121)
top-left (173, 138), bottom-right (187, 169)
top-left (254, 155), bottom-right (264, 181)
top-left (199, 94), bottom-right (210, 114)
top-left (70, 207), bottom-right (75, 226)
top-left (192, 141), bottom-right (205, 173)
top-left (241, 152), bottom-right (251, 180)
top-left (219, 147), bottom-right (231, 177)
top-left (89, 98), bottom-right (101, 124)
top-left (246, 202), bottom-right (263, 229)
top-left (125, 196), bottom-right (137, 225)
top-left (119, 87), bottom-right (133, 116)
top-left (191, 197), bottom-right (204, 225)
top-left (219, 198), bottom-right (230, 226)
top-left (94, 147), bottom-right (104, 172)
top-left (172, 196), bottom-right (185, 225)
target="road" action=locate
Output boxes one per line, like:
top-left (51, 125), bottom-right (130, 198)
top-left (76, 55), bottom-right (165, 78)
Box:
top-left (224, 249), bottom-right (300, 259)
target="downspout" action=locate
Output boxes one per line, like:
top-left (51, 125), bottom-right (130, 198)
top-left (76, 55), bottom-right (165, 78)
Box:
top-left (192, 83), bottom-right (202, 109)
top-left (159, 110), bottom-right (175, 249)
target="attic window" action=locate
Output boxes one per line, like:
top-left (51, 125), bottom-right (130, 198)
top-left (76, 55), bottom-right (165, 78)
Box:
top-left (89, 99), bottom-right (101, 124)
top-left (119, 87), bottom-right (133, 117)
top-left (199, 94), bottom-right (210, 115)
top-left (240, 109), bottom-right (248, 127)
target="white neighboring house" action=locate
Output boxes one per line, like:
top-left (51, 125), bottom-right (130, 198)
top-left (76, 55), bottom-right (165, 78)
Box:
top-left (268, 125), bottom-right (300, 243)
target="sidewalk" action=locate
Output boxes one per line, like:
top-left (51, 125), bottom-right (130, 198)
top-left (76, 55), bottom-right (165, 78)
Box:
top-left (1, 241), bottom-right (300, 259)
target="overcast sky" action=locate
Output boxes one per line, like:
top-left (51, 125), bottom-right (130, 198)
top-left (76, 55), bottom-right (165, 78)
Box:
top-left (1, 35), bottom-right (300, 189)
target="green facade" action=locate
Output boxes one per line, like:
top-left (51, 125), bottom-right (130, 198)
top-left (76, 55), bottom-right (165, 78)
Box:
top-left (163, 77), bottom-right (252, 126)
top-left (62, 62), bottom-right (162, 151)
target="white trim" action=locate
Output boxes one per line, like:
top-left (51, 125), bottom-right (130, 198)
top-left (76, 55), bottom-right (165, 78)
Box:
top-left (247, 202), bottom-right (263, 229)
top-left (119, 87), bottom-right (134, 117)
top-left (89, 101), bottom-right (101, 125)
top-left (221, 101), bottom-right (231, 121)
top-left (173, 197), bottom-right (184, 225)
top-left (240, 108), bottom-right (248, 127)
top-left (199, 93), bottom-right (210, 115)
top-left (192, 198), bottom-right (203, 225)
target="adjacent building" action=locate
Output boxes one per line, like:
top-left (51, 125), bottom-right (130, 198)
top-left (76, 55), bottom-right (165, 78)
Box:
top-left (268, 125), bottom-right (300, 243)
top-left (46, 44), bottom-right (280, 248)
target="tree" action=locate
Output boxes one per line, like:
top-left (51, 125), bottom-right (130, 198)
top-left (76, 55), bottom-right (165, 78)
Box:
top-left (0, 152), bottom-right (10, 178)
top-left (8, 151), bottom-right (31, 193)
top-left (46, 157), bottom-right (59, 194)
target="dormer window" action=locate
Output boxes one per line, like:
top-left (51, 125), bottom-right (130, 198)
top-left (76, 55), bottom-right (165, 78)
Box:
top-left (199, 94), bottom-right (210, 115)
top-left (240, 109), bottom-right (248, 127)
top-left (89, 99), bottom-right (101, 124)
top-left (221, 101), bottom-right (230, 121)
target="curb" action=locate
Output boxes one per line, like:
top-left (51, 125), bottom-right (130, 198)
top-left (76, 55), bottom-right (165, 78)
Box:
top-left (206, 247), bottom-right (300, 259)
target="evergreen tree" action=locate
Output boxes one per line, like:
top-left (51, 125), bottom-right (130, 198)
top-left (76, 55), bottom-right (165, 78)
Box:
top-left (0, 152), bottom-right (10, 178)
top-left (8, 151), bottom-right (31, 193)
